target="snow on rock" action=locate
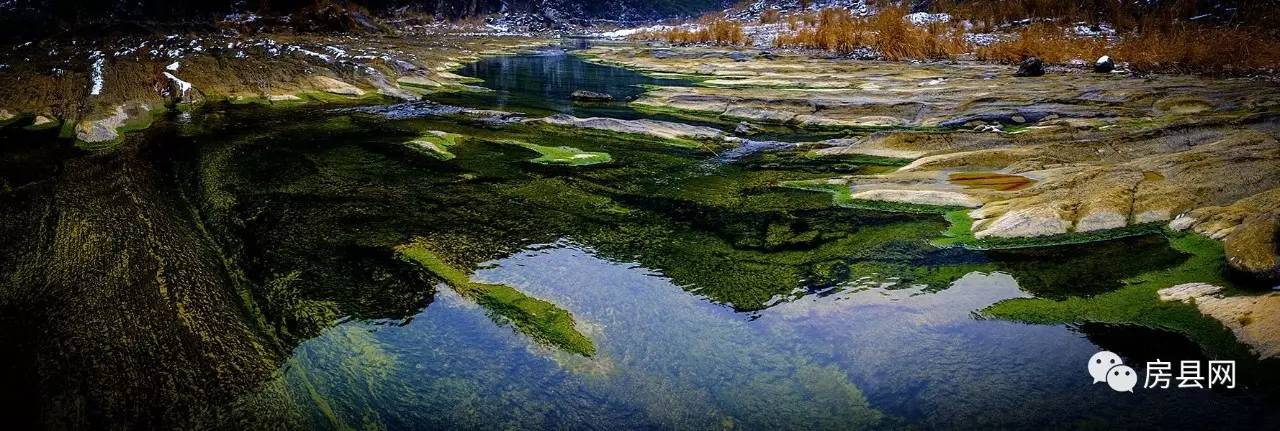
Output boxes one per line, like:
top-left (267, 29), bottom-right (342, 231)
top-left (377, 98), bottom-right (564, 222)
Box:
top-left (905, 12), bottom-right (950, 26)
top-left (965, 33), bottom-right (1002, 46)
top-left (290, 46), bottom-right (334, 62)
top-left (166, 61), bottom-right (180, 71)
top-left (1071, 22), bottom-right (1116, 38)
top-left (593, 25), bottom-right (670, 39)
top-left (89, 51), bottom-right (105, 96)
top-left (163, 72), bottom-right (193, 98)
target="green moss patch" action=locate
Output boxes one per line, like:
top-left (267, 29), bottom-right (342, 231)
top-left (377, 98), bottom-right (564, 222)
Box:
top-left (935, 210), bottom-right (1166, 249)
top-left (404, 132), bottom-right (463, 160)
top-left (395, 240), bottom-right (596, 356)
top-left (779, 179), bottom-right (963, 214)
top-left (982, 232), bottom-right (1255, 360)
top-left (499, 139), bottom-right (612, 166)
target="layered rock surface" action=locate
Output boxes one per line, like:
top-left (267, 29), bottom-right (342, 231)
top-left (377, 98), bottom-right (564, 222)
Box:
top-left (583, 42), bottom-right (1280, 279)
top-left (0, 33), bottom-right (548, 147)
top-left (1159, 283), bottom-right (1280, 359)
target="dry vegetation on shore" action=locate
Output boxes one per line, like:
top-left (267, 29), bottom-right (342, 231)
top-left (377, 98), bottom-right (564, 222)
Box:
top-left (774, 5), bottom-right (968, 60)
top-left (632, 18), bottom-right (749, 46)
top-left (640, 0), bottom-right (1280, 75)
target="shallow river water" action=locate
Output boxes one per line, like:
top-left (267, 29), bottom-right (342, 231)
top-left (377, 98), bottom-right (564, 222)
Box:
top-left (0, 47), bottom-right (1275, 430)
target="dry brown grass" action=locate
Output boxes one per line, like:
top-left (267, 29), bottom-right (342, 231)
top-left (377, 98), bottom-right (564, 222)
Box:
top-left (773, 5), bottom-right (970, 60)
top-left (1113, 25), bottom-right (1280, 74)
top-left (632, 19), bottom-right (748, 46)
top-left (977, 22), bottom-right (1280, 74)
top-left (932, 0), bottom-right (1197, 32)
top-left (975, 23), bottom-right (1106, 64)
top-left (764, 1), bottom-right (1280, 75)
top-left (760, 9), bottom-right (781, 25)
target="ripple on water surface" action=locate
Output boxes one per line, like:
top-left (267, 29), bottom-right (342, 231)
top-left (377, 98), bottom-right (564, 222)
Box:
top-left (264, 242), bottom-right (1267, 430)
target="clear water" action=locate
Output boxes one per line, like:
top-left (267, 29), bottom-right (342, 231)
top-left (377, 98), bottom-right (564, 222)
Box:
top-left (230, 51), bottom-right (1272, 430)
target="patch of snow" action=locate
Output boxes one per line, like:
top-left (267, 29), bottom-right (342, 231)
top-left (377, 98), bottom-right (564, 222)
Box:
top-left (965, 33), bottom-right (1001, 46)
top-left (162, 72), bottom-right (193, 98)
top-left (290, 46), bottom-right (333, 62)
top-left (89, 51), bottom-right (105, 96)
top-left (1070, 22), bottom-right (1116, 38)
top-left (905, 12), bottom-right (950, 26)
top-left (223, 13), bottom-right (259, 24)
top-left (114, 41), bottom-right (147, 57)
top-left (166, 61), bottom-right (180, 71)
top-left (594, 25), bottom-right (670, 38)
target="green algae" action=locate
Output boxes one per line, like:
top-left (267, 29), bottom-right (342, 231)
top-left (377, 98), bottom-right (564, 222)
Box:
top-left (982, 232), bottom-right (1255, 360)
top-left (498, 139), bottom-right (613, 166)
top-left (74, 105), bottom-right (169, 151)
top-left (779, 179), bottom-right (966, 214)
top-left (404, 131), bottom-right (463, 160)
top-left (395, 240), bottom-right (596, 356)
top-left (226, 91), bottom-right (390, 108)
top-left (935, 210), bottom-right (1167, 250)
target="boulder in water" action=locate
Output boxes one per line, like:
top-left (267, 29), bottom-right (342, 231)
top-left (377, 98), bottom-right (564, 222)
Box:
top-left (1014, 57), bottom-right (1045, 77)
top-left (734, 121), bottom-right (762, 136)
top-left (1094, 55), bottom-right (1115, 73)
top-left (570, 90), bottom-right (614, 102)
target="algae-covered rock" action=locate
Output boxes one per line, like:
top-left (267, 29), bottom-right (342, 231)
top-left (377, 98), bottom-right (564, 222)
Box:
top-left (850, 189), bottom-right (980, 208)
top-left (395, 240), bottom-right (595, 356)
top-left (405, 131), bottom-right (463, 160)
top-left (397, 75), bottom-right (442, 89)
top-left (1159, 283), bottom-right (1280, 359)
top-left (1187, 188), bottom-right (1280, 281)
top-left (311, 75), bottom-right (366, 96)
top-left (1222, 213), bottom-right (1280, 280)
top-left (75, 106), bottom-right (132, 143)
top-left (30, 115), bottom-right (57, 128)
top-left (75, 102), bottom-right (162, 148)
top-left (570, 90), bottom-right (614, 102)
top-left (534, 114), bottom-right (725, 144)
top-left (973, 206), bottom-right (1071, 239)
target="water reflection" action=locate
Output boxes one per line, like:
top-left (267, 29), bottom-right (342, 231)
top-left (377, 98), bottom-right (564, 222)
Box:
top-left (429, 48), bottom-right (688, 119)
top-left (266, 242), bottom-right (1268, 430)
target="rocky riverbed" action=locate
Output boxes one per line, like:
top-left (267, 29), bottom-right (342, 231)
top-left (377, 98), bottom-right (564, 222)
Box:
top-left (0, 31), bottom-right (549, 148)
top-left (581, 42), bottom-right (1280, 284)
top-left (3, 34), bottom-right (1280, 429)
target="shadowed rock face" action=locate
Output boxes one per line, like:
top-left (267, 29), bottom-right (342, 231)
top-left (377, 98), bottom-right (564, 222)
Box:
top-left (0, 142), bottom-right (282, 428)
top-left (582, 42), bottom-right (1280, 280)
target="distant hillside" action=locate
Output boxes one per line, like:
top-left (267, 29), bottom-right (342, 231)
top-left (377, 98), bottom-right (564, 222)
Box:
top-left (0, 0), bottom-right (733, 37)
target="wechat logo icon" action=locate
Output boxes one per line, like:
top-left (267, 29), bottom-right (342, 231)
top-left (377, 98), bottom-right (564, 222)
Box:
top-left (1089, 351), bottom-right (1137, 392)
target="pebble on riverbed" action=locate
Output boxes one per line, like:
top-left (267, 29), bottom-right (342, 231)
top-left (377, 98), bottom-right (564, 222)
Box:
top-left (571, 90), bottom-right (614, 102)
